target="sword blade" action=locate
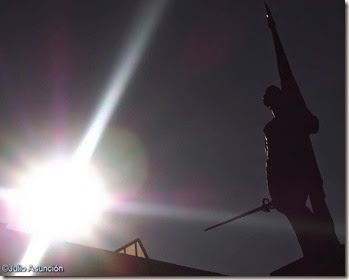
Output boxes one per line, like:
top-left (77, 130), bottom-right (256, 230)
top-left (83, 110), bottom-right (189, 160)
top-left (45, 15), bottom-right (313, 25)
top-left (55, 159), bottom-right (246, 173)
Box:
top-left (264, 2), bottom-right (272, 18)
top-left (204, 206), bottom-right (263, 231)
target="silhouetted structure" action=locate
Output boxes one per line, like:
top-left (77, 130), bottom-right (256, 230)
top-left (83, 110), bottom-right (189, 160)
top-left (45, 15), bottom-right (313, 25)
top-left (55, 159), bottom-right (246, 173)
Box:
top-left (0, 223), bottom-right (222, 276)
top-left (270, 245), bottom-right (345, 276)
top-left (263, 3), bottom-right (343, 274)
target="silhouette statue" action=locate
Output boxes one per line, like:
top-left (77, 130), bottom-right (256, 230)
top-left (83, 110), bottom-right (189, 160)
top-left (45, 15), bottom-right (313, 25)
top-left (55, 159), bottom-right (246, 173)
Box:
top-left (263, 3), bottom-right (341, 260)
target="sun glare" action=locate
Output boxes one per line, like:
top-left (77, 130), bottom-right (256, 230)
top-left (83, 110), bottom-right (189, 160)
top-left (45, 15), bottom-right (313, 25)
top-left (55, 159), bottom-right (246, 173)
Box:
top-left (1, 1), bottom-right (167, 274)
top-left (7, 158), bottom-right (111, 240)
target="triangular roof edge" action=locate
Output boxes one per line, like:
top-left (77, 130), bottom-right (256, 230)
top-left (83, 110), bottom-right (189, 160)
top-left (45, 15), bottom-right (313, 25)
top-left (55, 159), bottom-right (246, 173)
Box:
top-left (115, 238), bottom-right (149, 259)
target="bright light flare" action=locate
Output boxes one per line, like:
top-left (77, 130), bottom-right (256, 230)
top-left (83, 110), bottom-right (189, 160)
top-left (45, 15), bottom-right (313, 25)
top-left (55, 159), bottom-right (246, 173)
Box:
top-left (3, 0), bottom-right (167, 273)
top-left (7, 158), bottom-right (111, 240)
top-left (74, 0), bottom-right (167, 163)
top-left (17, 235), bottom-right (51, 276)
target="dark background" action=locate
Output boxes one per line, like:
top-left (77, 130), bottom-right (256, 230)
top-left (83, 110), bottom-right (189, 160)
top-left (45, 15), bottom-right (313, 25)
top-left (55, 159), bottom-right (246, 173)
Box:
top-left (0, 0), bottom-right (344, 276)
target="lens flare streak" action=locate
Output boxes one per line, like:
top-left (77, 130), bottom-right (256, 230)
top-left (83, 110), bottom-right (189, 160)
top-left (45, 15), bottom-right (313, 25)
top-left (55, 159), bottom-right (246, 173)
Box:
top-left (15, 235), bottom-right (51, 276)
top-left (14, 1), bottom-right (167, 272)
top-left (74, 0), bottom-right (167, 163)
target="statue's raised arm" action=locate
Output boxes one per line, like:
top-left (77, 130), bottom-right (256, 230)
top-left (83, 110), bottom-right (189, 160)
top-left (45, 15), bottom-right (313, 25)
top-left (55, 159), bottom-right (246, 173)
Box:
top-left (265, 3), bottom-right (309, 115)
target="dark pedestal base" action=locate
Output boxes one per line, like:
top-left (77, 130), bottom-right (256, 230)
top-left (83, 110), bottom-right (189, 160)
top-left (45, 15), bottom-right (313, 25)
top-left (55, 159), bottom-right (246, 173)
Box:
top-left (270, 245), bottom-right (345, 276)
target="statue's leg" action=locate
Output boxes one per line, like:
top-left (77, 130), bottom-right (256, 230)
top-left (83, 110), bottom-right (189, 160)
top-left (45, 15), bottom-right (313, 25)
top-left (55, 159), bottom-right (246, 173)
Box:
top-left (274, 191), bottom-right (318, 259)
top-left (309, 189), bottom-right (341, 253)
top-left (270, 183), bottom-right (334, 259)
top-left (283, 206), bottom-right (318, 259)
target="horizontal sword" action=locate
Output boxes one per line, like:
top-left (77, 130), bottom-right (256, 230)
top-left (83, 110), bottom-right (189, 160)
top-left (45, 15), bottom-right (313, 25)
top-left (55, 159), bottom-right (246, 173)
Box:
top-left (204, 198), bottom-right (273, 231)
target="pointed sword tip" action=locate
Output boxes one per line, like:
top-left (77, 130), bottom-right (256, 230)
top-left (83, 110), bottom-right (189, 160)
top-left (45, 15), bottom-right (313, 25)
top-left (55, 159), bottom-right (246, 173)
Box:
top-left (264, 2), bottom-right (272, 17)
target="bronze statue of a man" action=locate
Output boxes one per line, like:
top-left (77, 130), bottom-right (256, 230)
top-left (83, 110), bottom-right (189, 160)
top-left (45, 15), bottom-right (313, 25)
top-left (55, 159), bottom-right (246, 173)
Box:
top-left (263, 3), bottom-right (340, 259)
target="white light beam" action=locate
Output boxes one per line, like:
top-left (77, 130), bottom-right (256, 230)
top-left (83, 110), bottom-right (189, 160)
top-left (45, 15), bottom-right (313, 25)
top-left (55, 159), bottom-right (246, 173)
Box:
top-left (15, 1), bottom-right (167, 274)
top-left (74, 0), bottom-right (167, 163)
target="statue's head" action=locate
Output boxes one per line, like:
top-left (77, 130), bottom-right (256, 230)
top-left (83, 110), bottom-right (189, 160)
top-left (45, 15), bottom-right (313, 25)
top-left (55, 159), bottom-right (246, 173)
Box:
top-left (263, 85), bottom-right (282, 115)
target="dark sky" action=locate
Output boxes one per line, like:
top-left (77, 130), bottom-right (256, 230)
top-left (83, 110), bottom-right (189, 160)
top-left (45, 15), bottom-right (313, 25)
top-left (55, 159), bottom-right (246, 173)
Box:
top-left (0, 0), bottom-right (345, 276)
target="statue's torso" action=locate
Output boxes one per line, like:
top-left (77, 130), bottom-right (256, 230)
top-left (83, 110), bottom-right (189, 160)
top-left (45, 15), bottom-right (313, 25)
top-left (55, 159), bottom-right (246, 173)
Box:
top-left (264, 116), bottom-right (323, 199)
